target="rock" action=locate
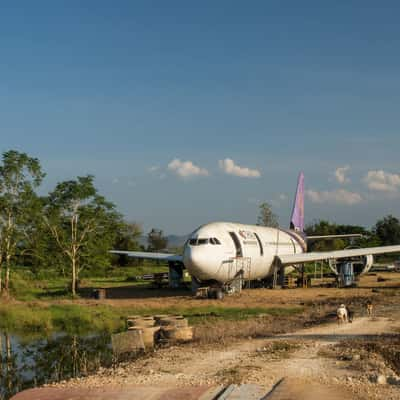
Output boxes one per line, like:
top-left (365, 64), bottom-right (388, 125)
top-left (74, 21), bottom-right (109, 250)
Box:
top-left (376, 375), bottom-right (387, 385)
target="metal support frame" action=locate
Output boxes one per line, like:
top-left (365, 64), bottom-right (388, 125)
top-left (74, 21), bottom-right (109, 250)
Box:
top-left (301, 264), bottom-right (305, 288)
top-left (272, 257), bottom-right (285, 289)
top-left (278, 259), bottom-right (285, 288)
top-left (168, 261), bottom-right (184, 288)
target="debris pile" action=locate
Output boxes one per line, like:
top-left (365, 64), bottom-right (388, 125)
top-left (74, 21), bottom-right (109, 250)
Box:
top-left (112, 315), bottom-right (193, 357)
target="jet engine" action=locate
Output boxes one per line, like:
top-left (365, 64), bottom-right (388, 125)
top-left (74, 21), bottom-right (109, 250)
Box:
top-left (329, 254), bottom-right (374, 276)
top-left (328, 254), bottom-right (374, 287)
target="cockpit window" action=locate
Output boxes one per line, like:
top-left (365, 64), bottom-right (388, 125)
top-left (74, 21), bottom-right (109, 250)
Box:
top-left (189, 237), bottom-right (221, 246)
top-left (189, 238), bottom-right (209, 246)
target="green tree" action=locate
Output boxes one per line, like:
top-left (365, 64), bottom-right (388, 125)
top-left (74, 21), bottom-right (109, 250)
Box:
top-left (113, 222), bottom-right (142, 266)
top-left (15, 195), bottom-right (50, 274)
top-left (305, 220), bottom-right (367, 251)
top-left (43, 175), bottom-right (122, 296)
top-left (373, 215), bottom-right (400, 246)
top-left (257, 202), bottom-right (279, 227)
top-left (147, 228), bottom-right (168, 251)
top-left (0, 150), bottom-right (44, 294)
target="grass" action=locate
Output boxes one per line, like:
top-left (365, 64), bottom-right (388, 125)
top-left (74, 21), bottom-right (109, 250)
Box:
top-left (259, 341), bottom-right (302, 359)
top-left (179, 306), bottom-right (303, 325)
top-left (0, 303), bottom-right (126, 336)
top-left (9, 263), bottom-right (171, 301)
top-left (216, 364), bottom-right (263, 384)
top-left (0, 302), bottom-right (304, 338)
top-left (2, 265), bottom-right (304, 339)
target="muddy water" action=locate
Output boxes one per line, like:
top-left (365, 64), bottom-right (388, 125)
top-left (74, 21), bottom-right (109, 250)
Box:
top-left (0, 331), bottom-right (113, 400)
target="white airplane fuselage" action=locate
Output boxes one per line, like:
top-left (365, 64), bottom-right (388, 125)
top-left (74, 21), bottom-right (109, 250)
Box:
top-left (182, 221), bottom-right (306, 284)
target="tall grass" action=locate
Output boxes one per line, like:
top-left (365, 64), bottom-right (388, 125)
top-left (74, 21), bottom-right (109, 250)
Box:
top-left (193, 311), bottom-right (306, 344)
top-left (0, 304), bottom-right (125, 336)
top-left (0, 303), bottom-right (303, 337)
top-left (9, 263), bottom-right (171, 301)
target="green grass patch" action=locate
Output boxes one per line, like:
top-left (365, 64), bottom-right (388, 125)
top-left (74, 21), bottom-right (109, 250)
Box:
top-left (105, 305), bottom-right (304, 325)
top-left (180, 306), bottom-right (304, 325)
top-left (0, 303), bottom-right (125, 336)
top-left (9, 264), bottom-right (172, 301)
top-left (9, 268), bottom-right (71, 301)
top-left (0, 303), bottom-right (303, 337)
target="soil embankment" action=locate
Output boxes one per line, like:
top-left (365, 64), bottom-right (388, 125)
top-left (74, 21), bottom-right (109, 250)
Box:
top-left (10, 274), bottom-right (400, 399)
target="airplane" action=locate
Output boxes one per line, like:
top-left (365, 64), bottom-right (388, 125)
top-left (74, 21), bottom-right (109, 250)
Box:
top-left (111, 173), bottom-right (400, 294)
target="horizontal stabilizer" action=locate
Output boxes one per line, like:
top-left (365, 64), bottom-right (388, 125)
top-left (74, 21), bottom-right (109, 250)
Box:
top-left (110, 250), bottom-right (183, 262)
top-left (307, 234), bottom-right (363, 241)
top-left (278, 245), bottom-right (400, 266)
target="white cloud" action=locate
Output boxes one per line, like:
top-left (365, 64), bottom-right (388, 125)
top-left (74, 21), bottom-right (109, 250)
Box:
top-left (218, 158), bottom-right (261, 178)
top-left (148, 166), bottom-right (159, 173)
top-left (334, 166), bottom-right (350, 184)
top-left (167, 158), bottom-right (209, 179)
top-left (306, 189), bottom-right (362, 205)
top-left (363, 170), bottom-right (400, 192)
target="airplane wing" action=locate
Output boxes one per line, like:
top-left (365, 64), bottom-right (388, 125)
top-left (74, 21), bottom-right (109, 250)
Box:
top-left (110, 250), bottom-right (183, 263)
top-left (307, 234), bottom-right (363, 241)
top-left (278, 245), bottom-right (400, 266)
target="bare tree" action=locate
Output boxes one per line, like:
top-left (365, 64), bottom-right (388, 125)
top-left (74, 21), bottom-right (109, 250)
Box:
top-left (44, 175), bottom-right (121, 296)
top-left (257, 202), bottom-right (279, 228)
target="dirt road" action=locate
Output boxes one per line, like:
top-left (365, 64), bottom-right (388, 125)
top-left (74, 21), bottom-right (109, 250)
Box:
top-left (18, 314), bottom-right (395, 400)
top-left (11, 278), bottom-right (400, 400)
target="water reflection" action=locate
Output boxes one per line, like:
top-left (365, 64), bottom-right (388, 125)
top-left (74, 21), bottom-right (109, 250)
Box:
top-left (0, 331), bottom-right (113, 400)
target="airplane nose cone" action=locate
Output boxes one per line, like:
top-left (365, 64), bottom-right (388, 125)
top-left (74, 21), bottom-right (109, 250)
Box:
top-left (183, 246), bottom-right (215, 281)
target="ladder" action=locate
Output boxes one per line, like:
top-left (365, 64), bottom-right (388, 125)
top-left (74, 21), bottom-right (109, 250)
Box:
top-left (226, 257), bottom-right (252, 291)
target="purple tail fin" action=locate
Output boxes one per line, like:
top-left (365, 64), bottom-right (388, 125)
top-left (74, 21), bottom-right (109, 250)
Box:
top-left (290, 172), bottom-right (304, 232)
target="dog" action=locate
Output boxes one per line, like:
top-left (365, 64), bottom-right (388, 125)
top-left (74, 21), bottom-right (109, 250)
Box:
top-left (346, 306), bottom-right (354, 323)
top-left (337, 304), bottom-right (348, 324)
top-left (366, 300), bottom-right (373, 317)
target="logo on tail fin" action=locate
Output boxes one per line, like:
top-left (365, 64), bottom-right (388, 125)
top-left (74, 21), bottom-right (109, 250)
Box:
top-left (290, 172), bottom-right (304, 232)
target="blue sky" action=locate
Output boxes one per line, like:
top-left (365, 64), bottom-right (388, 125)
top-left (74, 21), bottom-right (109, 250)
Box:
top-left (1, 1), bottom-right (400, 234)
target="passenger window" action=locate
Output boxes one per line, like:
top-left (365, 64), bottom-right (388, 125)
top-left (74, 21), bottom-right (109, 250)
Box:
top-left (214, 238), bottom-right (221, 245)
top-left (189, 239), bottom-right (197, 245)
top-left (198, 238), bottom-right (208, 245)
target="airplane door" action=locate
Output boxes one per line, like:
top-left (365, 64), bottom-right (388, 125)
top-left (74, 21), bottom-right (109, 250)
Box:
top-left (254, 232), bottom-right (263, 256)
top-left (229, 232), bottom-right (243, 257)
top-left (228, 232), bottom-right (243, 281)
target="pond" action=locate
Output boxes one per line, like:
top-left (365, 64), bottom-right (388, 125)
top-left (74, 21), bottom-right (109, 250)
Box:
top-left (0, 331), bottom-right (114, 400)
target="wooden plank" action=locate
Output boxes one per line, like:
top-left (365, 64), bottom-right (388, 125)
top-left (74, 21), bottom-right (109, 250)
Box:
top-left (217, 384), bottom-right (267, 399)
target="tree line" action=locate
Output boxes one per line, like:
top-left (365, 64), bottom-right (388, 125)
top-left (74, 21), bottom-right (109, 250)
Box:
top-left (0, 150), bottom-right (166, 297)
top-left (1, 150), bottom-right (398, 297)
top-left (258, 202), bottom-right (400, 251)
top-left (305, 217), bottom-right (400, 252)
